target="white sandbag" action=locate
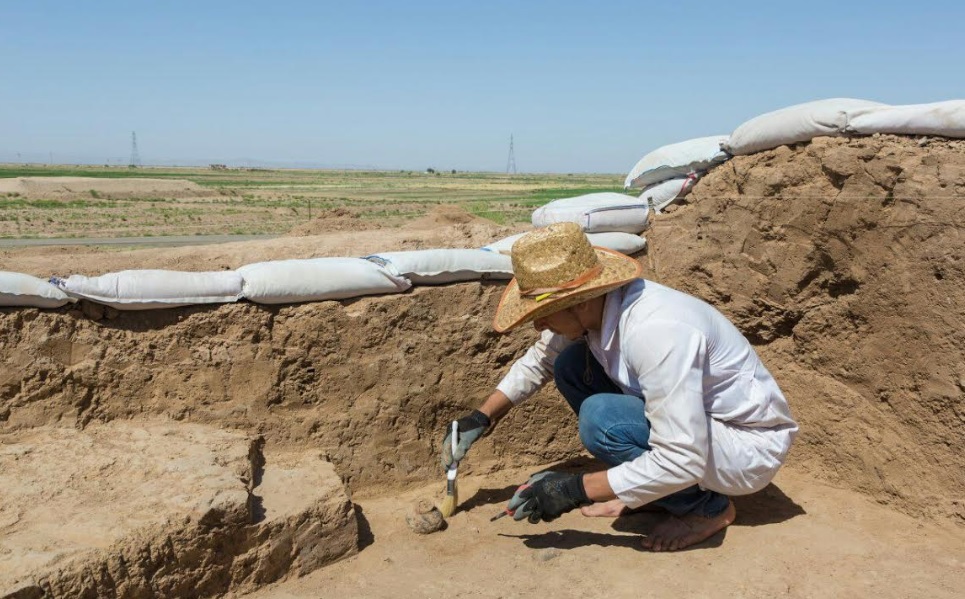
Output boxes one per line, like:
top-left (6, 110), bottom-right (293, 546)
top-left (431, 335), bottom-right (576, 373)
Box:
top-left (0, 271), bottom-right (74, 308)
top-left (52, 270), bottom-right (243, 310)
top-left (367, 249), bottom-right (513, 284)
top-left (723, 98), bottom-right (887, 156)
top-left (845, 100), bottom-right (965, 138)
top-left (638, 175), bottom-right (699, 213)
top-left (531, 192), bottom-right (649, 234)
top-left (238, 257), bottom-right (410, 304)
top-left (623, 136), bottom-right (730, 189)
top-left (484, 231), bottom-right (646, 256)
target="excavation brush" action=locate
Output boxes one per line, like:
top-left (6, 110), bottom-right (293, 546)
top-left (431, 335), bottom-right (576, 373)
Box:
top-left (440, 421), bottom-right (459, 517)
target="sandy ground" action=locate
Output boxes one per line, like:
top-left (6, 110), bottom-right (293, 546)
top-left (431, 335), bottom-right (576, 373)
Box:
top-left (1, 136), bottom-right (963, 597)
top-left (0, 177), bottom-right (211, 198)
top-left (0, 206), bottom-right (524, 277)
top-left (239, 464), bottom-right (965, 599)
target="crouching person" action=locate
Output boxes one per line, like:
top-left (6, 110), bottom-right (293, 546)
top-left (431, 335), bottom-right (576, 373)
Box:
top-left (441, 223), bottom-right (798, 551)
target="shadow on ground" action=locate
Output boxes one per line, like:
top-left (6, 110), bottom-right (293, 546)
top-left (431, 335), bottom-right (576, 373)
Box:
top-left (355, 504), bottom-right (375, 551)
top-left (732, 483), bottom-right (806, 526)
top-left (480, 460), bottom-right (803, 553)
top-left (499, 522), bottom-right (726, 553)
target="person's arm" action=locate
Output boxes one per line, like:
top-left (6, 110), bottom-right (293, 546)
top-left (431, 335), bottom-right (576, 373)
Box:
top-left (582, 470), bottom-right (617, 502)
top-left (494, 329), bottom-right (572, 405)
top-left (442, 331), bottom-right (571, 469)
top-left (477, 390), bottom-right (513, 428)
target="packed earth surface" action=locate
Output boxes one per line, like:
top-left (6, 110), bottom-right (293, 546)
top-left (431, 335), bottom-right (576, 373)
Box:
top-left (1, 135), bottom-right (964, 598)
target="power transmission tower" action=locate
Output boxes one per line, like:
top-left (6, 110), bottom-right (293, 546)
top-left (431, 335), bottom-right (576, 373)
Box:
top-left (506, 134), bottom-right (517, 175)
top-left (129, 131), bottom-right (142, 168)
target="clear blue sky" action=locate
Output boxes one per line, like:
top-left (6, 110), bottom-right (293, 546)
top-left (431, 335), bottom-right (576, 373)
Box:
top-left (2, 1), bottom-right (963, 173)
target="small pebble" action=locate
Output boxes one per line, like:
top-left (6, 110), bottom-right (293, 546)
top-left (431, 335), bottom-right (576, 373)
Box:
top-left (534, 548), bottom-right (561, 562)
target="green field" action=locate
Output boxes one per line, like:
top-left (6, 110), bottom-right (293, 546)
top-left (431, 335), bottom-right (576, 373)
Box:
top-left (0, 165), bottom-right (624, 238)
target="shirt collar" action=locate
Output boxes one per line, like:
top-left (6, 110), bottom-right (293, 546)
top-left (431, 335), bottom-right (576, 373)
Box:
top-left (598, 286), bottom-right (624, 351)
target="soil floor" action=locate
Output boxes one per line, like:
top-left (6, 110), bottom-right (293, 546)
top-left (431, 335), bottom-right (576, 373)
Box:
top-left (239, 464), bottom-right (965, 599)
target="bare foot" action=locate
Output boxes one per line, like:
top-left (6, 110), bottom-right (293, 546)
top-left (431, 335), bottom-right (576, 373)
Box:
top-left (641, 500), bottom-right (736, 552)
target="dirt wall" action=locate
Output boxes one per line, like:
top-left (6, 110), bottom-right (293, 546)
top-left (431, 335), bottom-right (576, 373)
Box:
top-left (0, 285), bottom-right (582, 498)
top-left (647, 135), bottom-right (965, 521)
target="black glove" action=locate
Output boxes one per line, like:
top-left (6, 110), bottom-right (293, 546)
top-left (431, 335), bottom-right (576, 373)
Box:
top-left (506, 471), bottom-right (592, 523)
top-left (440, 410), bottom-right (491, 470)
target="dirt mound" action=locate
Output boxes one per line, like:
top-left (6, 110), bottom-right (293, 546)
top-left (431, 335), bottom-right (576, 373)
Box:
top-left (285, 205), bottom-right (509, 238)
top-left (404, 204), bottom-right (495, 228)
top-left (285, 208), bottom-right (378, 236)
top-left (0, 177), bottom-right (214, 199)
top-left (648, 134), bottom-right (965, 521)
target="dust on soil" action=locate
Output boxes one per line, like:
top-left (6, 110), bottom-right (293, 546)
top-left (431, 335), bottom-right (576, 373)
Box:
top-left (1, 136), bottom-right (963, 597)
top-left (0, 176), bottom-right (214, 199)
top-left (0, 205), bottom-right (524, 277)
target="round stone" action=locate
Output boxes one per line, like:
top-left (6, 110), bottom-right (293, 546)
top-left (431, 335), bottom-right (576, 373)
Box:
top-left (405, 499), bottom-right (445, 534)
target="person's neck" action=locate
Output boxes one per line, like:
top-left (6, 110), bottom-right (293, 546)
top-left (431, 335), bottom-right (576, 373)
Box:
top-left (581, 295), bottom-right (606, 332)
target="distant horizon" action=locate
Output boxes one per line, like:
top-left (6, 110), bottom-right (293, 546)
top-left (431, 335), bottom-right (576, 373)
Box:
top-left (0, 157), bottom-right (623, 176)
top-left (3, 1), bottom-right (963, 173)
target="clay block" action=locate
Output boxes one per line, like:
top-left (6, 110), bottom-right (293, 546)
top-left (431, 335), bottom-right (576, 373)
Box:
top-left (0, 422), bottom-right (356, 598)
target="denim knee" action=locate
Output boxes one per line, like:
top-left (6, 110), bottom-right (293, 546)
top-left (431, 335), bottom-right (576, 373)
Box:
top-left (577, 393), bottom-right (650, 466)
top-left (577, 394), bottom-right (607, 453)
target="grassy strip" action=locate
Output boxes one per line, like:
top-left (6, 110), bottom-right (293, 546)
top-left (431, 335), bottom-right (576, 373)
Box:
top-left (0, 167), bottom-right (627, 236)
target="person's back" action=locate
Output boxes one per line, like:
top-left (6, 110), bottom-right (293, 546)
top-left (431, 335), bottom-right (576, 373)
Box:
top-left (615, 279), bottom-right (796, 431)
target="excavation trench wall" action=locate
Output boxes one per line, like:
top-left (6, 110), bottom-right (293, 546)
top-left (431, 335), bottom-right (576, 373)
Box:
top-left (648, 135), bottom-right (965, 522)
top-left (0, 284), bottom-right (581, 498)
top-left (1, 135), bottom-right (963, 525)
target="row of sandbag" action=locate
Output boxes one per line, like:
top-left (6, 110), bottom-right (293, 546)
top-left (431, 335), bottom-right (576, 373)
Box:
top-left (0, 231), bottom-right (647, 310)
top-left (618, 98), bottom-right (965, 213)
top-left (522, 136), bottom-right (731, 221)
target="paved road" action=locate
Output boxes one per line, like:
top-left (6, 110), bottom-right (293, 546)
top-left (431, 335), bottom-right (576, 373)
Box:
top-left (0, 234), bottom-right (279, 248)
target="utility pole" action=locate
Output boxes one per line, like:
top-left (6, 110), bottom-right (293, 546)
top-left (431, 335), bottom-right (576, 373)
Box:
top-left (506, 134), bottom-right (517, 175)
top-left (129, 131), bottom-right (142, 168)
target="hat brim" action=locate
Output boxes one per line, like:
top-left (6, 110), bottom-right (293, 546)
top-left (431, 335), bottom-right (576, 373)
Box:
top-left (492, 247), bottom-right (644, 333)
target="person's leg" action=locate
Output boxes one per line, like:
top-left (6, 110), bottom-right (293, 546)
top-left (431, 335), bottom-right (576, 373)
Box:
top-left (576, 393), bottom-right (730, 518)
top-left (576, 392), bottom-right (650, 465)
top-left (577, 393), bottom-right (736, 550)
top-left (553, 341), bottom-right (622, 416)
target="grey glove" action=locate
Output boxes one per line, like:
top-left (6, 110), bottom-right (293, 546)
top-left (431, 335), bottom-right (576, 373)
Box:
top-left (440, 409), bottom-right (491, 470)
top-left (506, 471), bottom-right (591, 523)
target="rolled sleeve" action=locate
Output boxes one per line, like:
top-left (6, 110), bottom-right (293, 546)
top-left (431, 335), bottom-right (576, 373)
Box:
top-left (607, 320), bottom-right (710, 508)
top-left (495, 330), bottom-right (571, 405)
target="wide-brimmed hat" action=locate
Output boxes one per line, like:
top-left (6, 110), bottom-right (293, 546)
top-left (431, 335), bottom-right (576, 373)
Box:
top-left (492, 222), bottom-right (644, 333)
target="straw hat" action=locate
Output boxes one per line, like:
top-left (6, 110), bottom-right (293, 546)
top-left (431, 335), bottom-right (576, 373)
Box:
top-left (492, 222), bottom-right (644, 333)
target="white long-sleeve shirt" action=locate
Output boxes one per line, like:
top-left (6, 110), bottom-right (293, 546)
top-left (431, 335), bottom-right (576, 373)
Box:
top-left (496, 279), bottom-right (798, 508)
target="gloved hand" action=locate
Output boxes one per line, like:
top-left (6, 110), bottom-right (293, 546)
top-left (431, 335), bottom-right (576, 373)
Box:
top-left (440, 409), bottom-right (491, 470)
top-left (506, 471), bottom-right (592, 523)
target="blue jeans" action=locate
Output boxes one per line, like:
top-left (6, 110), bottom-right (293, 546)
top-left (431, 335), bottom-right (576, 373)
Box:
top-left (554, 341), bottom-right (730, 518)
